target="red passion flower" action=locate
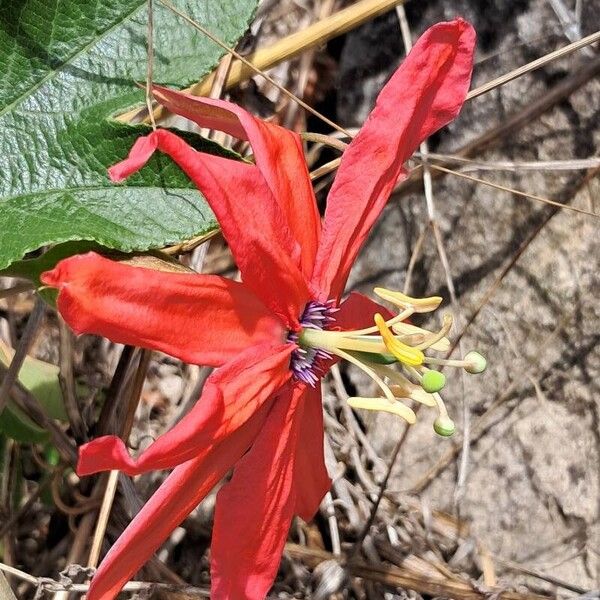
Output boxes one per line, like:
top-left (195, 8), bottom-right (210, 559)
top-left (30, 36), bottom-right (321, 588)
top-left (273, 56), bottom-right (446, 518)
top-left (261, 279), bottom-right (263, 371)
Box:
top-left (41, 19), bottom-right (480, 600)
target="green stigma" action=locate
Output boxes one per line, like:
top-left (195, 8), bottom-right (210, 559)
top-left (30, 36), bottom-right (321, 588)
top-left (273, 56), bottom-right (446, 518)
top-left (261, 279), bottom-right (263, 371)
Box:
top-left (421, 370), bottom-right (446, 393)
top-left (464, 351), bottom-right (487, 374)
top-left (434, 416), bottom-right (456, 437)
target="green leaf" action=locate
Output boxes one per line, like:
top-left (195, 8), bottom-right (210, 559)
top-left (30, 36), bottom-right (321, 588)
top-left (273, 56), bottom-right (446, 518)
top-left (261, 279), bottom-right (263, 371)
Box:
top-left (0, 340), bottom-right (67, 443)
top-left (0, 402), bottom-right (49, 445)
top-left (0, 0), bottom-right (257, 271)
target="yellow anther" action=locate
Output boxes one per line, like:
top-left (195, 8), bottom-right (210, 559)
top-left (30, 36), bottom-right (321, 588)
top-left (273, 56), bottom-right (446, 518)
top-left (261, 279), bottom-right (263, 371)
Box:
top-left (374, 288), bottom-right (442, 313)
top-left (374, 314), bottom-right (424, 366)
top-left (347, 397), bottom-right (417, 424)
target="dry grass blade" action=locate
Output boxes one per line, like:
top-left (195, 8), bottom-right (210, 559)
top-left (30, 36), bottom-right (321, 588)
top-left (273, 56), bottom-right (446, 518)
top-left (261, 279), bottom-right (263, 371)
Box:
top-left (0, 282), bottom-right (33, 300)
top-left (300, 132), bottom-right (349, 153)
top-left (493, 556), bottom-right (588, 594)
top-left (429, 163), bottom-right (600, 218)
top-left (145, 0), bottom-right (157, 130)
top-left (58, 318), bottom-right (86, 442)
top-left (162, 229), bottom-right (220, 256)
top-left (87, 349), bottom-right (152, 568)
top-left (190, 0), bottom-right (406, 97)
top-left (309, 156), bottom-right (342, 180)
top-left (0, 562), bottom-right (210, 596)
top-left (125, 0), bottom-right (355, 136)
top-left (418, 152), bottom-right (600, 172)
top-left (86, 470), bottom-right (120, 568)
top-left (466, 29), bottom-right (600, 100)
top-left (0, 570), bottom-right (18, 600)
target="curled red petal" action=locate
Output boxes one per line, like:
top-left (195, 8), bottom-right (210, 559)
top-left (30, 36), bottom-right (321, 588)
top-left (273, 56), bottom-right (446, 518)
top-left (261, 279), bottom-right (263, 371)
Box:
top-left (77, 342), bottom-right (294, 476)
top-left (311, 19), bottom-right (476, 300)
top-left (109, 129), bottom-right (310, 327)
top-left (85, 402), bottom-right (272, 600)
top-left (211, 386), bottom-right (304, 599)
top-left (152, 85), bottom-right (321, 278)
top-left (107, 134), bottom-right (158, 181)
top-left (41, 252), bottom-right (285, 367)
top-left (294, 386), bottom-right (330, 521)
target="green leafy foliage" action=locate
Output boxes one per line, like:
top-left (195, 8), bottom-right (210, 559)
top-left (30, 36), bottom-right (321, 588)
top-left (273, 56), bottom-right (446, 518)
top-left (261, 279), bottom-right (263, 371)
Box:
top-left (0, 341), bottom-right (67, 443)
top-left (0, 0), bottom-right (257, 272)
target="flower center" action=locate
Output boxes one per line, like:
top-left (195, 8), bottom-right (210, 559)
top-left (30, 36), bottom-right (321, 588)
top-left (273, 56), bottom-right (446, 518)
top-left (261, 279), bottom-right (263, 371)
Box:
top-left (288, 300), bottom-right (338, 385)
top-left (293, 288), bottom-right (486, 437)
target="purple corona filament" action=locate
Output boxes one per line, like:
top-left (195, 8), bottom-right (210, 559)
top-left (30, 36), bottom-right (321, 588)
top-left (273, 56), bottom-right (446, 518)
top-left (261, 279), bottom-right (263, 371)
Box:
top-left (289, 300), bottom-right (337, 386)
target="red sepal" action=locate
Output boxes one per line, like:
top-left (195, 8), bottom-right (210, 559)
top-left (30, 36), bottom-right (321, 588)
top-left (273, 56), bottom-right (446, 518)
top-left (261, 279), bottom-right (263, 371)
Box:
top-left (152, 84), bottom-right (321, 278)
top-left (41, 252), bottom-right (285, 367)
top-left (311, 19), bottom-right (476, 300)
top-left (211, 386), bottom-right (304, 599)
top-left (77, 343), bottom-right (294, 476)
top-left (109, 129), bottom-right (310, 328)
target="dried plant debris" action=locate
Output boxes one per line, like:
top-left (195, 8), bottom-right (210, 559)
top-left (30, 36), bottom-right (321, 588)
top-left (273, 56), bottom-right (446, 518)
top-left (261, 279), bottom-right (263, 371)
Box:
top-left (2, 0), bottom-right (600, 598)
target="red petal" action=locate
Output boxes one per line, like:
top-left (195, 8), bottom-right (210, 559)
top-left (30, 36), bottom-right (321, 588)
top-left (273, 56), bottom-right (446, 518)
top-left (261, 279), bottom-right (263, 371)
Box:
top-left (211, 386), bottom-right (304, 599)
top-left (77, 342), bottom-right (294, 476)
top-left (109, 128), bottom-right (310, 327)
top-left (41, 252), bottom-right (285, 367)
top-left (152, 85), bottom-right (321, 278)
top-left (294, 386), bottom-right (330, 521)
top-left (335, 291), bottom-right (393, 331)
top-left (311, 19), bottom-right (476, 300)
top-left (85, 403), bottom-right (271, 600)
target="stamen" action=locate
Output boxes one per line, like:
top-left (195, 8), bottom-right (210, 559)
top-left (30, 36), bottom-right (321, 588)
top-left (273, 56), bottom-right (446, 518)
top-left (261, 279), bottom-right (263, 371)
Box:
top-left (423, 351), bottom-right (487, 374)
top-left (371, 363), bottom-right (437, 407)
top-left (333, 347), bottom-right (398, 406)
top-left (433, 414), bottom-right (456, 437)
top-left (464, 351), bottom-right (487, 374)
top-left (344, 306), bottom-right (414, 336)
top-left (374, 314), bottom-right (424, 366)
top-left (404, 365), bottom-right (455, 436)
top-left (374, 288), bottom-right (442, 313)
top-left (348, 396), bottom-right (417, 423)
top-left (389, 385), bottom-right (437, 407)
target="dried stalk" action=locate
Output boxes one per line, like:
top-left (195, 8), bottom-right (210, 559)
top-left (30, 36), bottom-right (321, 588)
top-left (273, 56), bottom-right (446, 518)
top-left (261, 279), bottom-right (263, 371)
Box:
top-left (87, 350), bottom-right (152, 568)
top-left (1, 561), bottom-right (209, 597)
top-left (465, 29), bottom-right (600, 101)
top-left (0, 282), bottom-right (33, 300)
top-left (286, 544), bottom-right (550, 600)
top-left (58, 318), bottom-right (86, 442)
top-left (118, 0), bottom-right (405, 126)
top-left (0, 570), bottom-right (17, 600)
top-left (429, 163), bottom-right (600, 218)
